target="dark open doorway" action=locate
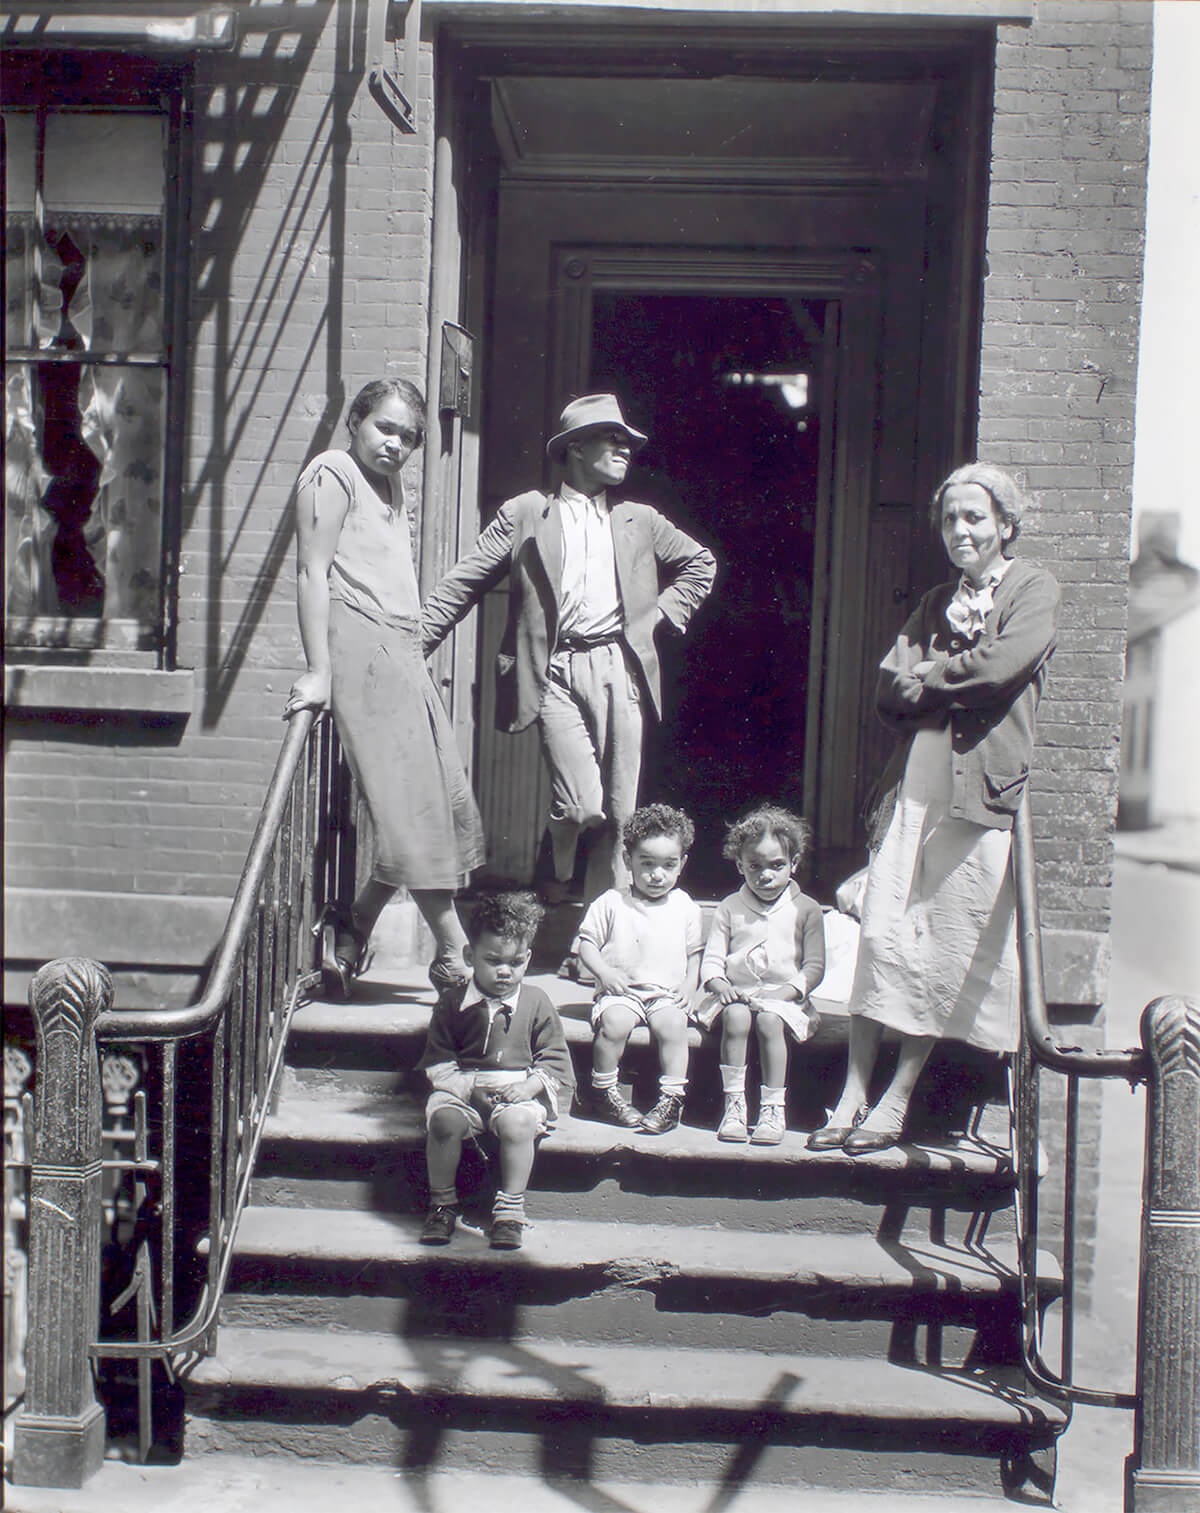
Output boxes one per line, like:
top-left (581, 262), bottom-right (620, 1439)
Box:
top-left (590, 292), bottom-right (829, 892)
top-left (446, 28), bottom-right (992, 887)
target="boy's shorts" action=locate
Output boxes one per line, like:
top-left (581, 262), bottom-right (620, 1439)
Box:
top-left (590, 983), bottom-right (687, 1032)
top-left (425, 1069), bottom-right (551, 1139)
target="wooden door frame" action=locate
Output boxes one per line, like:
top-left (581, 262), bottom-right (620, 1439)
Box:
top-left (548, 244), bottom-right (883, 853)
top-left (420, 39), bottom-right (492, 768)
top-left (427, 21), bottom-right (993, 878)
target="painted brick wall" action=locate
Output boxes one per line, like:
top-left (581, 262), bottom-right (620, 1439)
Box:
top-left (3, 7), bottom-right (436, 974)
top-left (982, 1), bottom-right (1151, 1005)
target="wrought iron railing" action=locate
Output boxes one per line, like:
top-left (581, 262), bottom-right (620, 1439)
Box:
top-left (8, 708), bottom-right (357, 1484)
top-left (1010, 796), bottom-right (1200, 1509)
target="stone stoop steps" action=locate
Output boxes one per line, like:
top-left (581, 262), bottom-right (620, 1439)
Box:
top-left (182, 963), bottom-right (1068, 1504)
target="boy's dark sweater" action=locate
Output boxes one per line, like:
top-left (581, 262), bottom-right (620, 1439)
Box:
top-left (418, 980), bottom-right (575, 1104)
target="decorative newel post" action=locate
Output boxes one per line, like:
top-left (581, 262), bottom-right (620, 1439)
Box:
top-left (13, 958), bottom-right (111, 1487)
top-left (1129, 994), bottom-right (1200, 1511)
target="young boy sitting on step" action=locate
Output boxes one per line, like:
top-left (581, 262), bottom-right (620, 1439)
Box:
top-left (575, 804), bottom-right (703, 1135)
top-left (417, 891), bottom-right (574, 1251)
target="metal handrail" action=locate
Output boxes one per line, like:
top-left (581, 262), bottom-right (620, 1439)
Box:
top-left (10, 703), bottom-right (362, 1477)
top-left (96, 707), bottom-right (319, 1046)
top-left (84, 708), bottom-right (354, 1376)
top-left (1010, 794), bottom-right (1146, 1410)
top-left (1013, 798), bottom-right (1147, 1084)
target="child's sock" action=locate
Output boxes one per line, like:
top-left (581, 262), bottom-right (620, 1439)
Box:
top-left (492, 1189), bottom-right (526, 1222)
top-left (430, 1186), bottom-right (458, 1210)
top-left (659, 1075), bottom-right (687, 1098)
top-left (720, 1063), bottom-right (746, 1094)
top-left (760, 1084), bottom-right (787, 1108)
top-left (592, 1069), bottom-right (619, 1091)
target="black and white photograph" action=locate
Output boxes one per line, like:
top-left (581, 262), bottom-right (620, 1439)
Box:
top-left (3, 2), bottom-right (1198, 1511)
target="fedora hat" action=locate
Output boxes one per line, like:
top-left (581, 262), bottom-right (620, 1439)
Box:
top-left (545, 394), bottom-right (648, 459)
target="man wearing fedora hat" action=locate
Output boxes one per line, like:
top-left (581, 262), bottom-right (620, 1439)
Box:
top-left (422, 394), bottom-right (716, 909)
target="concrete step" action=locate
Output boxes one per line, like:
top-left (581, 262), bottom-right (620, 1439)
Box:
top-left (0, 1454), bottom-right (1050, 1513)
top-left (221, 1205), bottom-right (1056, 1362)
top-left (185, 1324), bottom-right (1068, 1495)
top-left (253, 1085), bottom-right (1016, 1229)
top-left (287, 972), bottom-right (1008, 1123)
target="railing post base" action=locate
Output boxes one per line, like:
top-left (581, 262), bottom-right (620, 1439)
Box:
top-left (1127, 994), bottom-right (1200, 1512)
top-left (12, 1405), bottom-right (107, 1488)
top-left (12, 958), bottom-right (110, 1489)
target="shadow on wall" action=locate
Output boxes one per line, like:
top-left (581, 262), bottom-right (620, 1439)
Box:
top-left (187, 0), bottom-right (367, 726)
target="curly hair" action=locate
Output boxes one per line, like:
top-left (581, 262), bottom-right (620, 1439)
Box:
top-left (466, 891), bottom-right (545, 949)
top-left (345, 378), bottom-right (427, 445)
top-left (722, 805), bottom-right (811, 865)
top-left (929, 462), bottom-right (1026, 552)
top-left (621, 803), bottom-right (695, 855)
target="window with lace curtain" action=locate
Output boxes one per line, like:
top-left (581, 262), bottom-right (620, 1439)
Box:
top-left (3, 54), bottom-right (186, 663)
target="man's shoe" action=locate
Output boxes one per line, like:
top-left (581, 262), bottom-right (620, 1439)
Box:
top-left (489, 1218), bottom-right (524, 1250)
top-left (750, 1104), bottom-right (786, 1146)
top-left (639, 1092), bottom-right (685, 1135)
top-left (590, 1084), bottom-right (642, 1128)
top-left (717, 1093), bottom-right (748, 1142)
top-left (419, 1205), bottom-right (458, 1245)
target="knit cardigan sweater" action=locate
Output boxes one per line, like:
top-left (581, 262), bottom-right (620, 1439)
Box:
top-left (868, 556), bottom-right (1060, 840)
top-left (418, 981), bottom-right (575, 1116)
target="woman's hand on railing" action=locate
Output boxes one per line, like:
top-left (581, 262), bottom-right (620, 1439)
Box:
top-left (284, 668), bottom-right (331, 718)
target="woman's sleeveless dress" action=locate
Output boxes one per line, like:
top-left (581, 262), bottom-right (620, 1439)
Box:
top-left (296, 450), bottom-right (485, 891)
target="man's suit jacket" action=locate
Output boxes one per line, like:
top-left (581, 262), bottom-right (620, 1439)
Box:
top-left (421, 490), bottom-right (717, 733)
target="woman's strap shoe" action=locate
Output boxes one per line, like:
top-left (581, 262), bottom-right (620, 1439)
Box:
top-left (842, 1125), bottom-right (904, 1156)
top-left (429, 956), bottom-right (469, 996)
top-left (805, 1105), bottom-right (869, 1152)
top-left (315, 905), bottom-right (368, 1001)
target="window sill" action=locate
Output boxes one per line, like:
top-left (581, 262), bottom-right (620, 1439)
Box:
top-left (4, 664), bottom-right (195, 716)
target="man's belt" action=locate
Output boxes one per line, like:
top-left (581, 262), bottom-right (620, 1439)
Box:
top-left (556, 632), bottom-right (624, 652)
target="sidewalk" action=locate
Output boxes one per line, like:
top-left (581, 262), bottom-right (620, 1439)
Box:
top-left (1112, 815), bottom-right (1200, 873)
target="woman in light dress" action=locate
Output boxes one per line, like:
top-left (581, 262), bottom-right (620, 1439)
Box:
top-left (285, 379), bottom-right (484, 998)
top-left (809, 463), bottom-right (1059, 1154)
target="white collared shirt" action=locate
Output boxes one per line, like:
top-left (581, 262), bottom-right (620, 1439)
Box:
top-left (557, 482), bottom-right (623, 641)
top-left (459, 978), bottom-right (521, 1034)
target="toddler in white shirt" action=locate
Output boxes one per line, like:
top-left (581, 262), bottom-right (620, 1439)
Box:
top-left (575, 804), bottom-right (703, 1136)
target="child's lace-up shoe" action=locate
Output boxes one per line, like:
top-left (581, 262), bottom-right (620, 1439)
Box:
top-left (639, 1091), bottom-right (685, 1135)
top-left (750, 1104), bottom-right (786, 1146)
top-left (590, 1084), bottom-right (642, 1128)
top-left (489, 1217), bottom-right (524, 1250)
top-left (419, 1205), bottom-right (458, 1245)
top-left (717, 1093), bottom-right (748, 1142)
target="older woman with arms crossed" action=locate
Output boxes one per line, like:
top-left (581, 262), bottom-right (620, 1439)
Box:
top-left (810, 463), bottom-right (1060, 1154)
top-left (285, 379), bottom-right (485, 998)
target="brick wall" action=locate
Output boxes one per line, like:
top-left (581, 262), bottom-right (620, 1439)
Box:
top-left (981, 1), bottom-right (1151, 1006)
top-left (3, 7), bottom-right (437, 985)
top-left (4, 1), bottom-right (1152, 1009)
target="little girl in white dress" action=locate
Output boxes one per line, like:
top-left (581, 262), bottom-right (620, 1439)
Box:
top-left (697, 806), bottom-right (826, 1145)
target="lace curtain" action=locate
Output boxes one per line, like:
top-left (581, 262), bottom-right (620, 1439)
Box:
top-left (5, 221), bottom-right (165, 642)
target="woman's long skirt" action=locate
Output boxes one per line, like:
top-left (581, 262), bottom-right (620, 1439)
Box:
top-left (329, 599), bottom-right (485, 892)
top-left (848, 725), bottom-right (1019, 1052)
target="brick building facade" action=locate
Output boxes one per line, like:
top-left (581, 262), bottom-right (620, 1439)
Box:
top-left (4, 0), bottom-right (1150, 1029)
